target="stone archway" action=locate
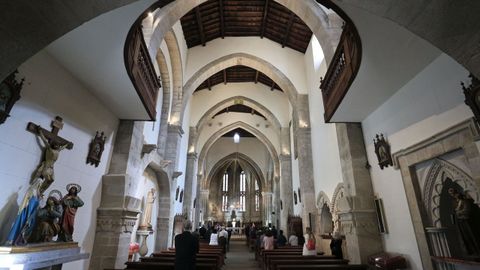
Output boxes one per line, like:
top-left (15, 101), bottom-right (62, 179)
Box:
top-left (423, 158), bottom-right (480, 228)
top-left (330, 183), bottom-right (345, 233)
top-left (316, 191), bottom-right (333, 235)
top-left (163, 30), bottom-right (184, 125)
top-left (197, 121), bottom-right (280, 182)
top-left (155, 49), bottom-right (171, 155)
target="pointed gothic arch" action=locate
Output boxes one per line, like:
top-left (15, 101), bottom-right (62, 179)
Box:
top-left (197, 121), bottom-right (280, 186)
top-left (423, 158), bottom-right (480, 227)
top-left (163, 30), bottom-right (184, 125)
top-left (195, 95), bottom-right (283, 143)
top-left (331, 183), bottom-right (345, 233)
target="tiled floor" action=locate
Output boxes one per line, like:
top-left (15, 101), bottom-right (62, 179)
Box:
top-left (223, 239), bottom-right (260, 270)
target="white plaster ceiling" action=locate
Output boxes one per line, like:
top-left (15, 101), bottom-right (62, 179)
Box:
top-left (329, 3), bottom-right (441, 122)
top-left (46, 1), bottom-right (156, 120)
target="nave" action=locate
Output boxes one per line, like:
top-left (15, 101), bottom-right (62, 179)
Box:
top-left (223, 238), bottom-right (259, 270)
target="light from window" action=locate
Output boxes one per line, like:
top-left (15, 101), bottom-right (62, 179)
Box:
top-left (222, 172), bottom-right (229, 211)
top-left (240, 171), bottom-right (246, 211)
top-left (255, 180), bottom-right (260, 212)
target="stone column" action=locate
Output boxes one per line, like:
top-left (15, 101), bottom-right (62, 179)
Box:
top-left (90, 120), bottom-right (144, 270)
top-left (294, 95), bottom-right (317, 232)
top-left (262, 192), bottom-right (273, 226)
top-left (273, 177), bottom-right (281, 229)
top-left (183, 152), bottom-right (198, 219)
top-left (164, 124), bottom-right (184, 176)
top-left (199, 189), bottom-right (210, 224)
top-left (336, 123), bottom-right (383, 264)
top-left (279, 154), bottom-right (293, 232)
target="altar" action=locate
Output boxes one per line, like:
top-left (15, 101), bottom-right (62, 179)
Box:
top-left (0, 242), bottom-right (89, 270)
top-left (226, 226), bottom-right (244, 235)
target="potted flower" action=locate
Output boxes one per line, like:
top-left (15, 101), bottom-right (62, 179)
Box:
top-left (128, 242), bottom-right (140, 261)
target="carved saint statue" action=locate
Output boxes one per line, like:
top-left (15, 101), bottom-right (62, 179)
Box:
top-left (58, 184), bottom-right (84, 242)
top-left (29, 195), bottom-right (63, 242)
top-left (448, 188), bottom-right (480, 256)
top-left (140, 188), bottom-right (156, 230)
top-left (34, 128), bottom-right (69, 194)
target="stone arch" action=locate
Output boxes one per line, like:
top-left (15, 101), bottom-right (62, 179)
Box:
top-left (331, 183), bottom-right (345, 232)
top-left (207, 152), bottom-right (267, 192)
top-left (142, 162), bottom-right (171, 251)
top-left (163, 30), bottom-right (184, 125)
top-left (197, 121), bottom-right (280, 184)
top-left (195, 95), bottom-right (283, 140)
top-left (423, 158), bottom-right (480, 228)
top-left (316, 191), bottom-right (333, 235)
top-left (155, 49), bottom-right (172, 154)
top-left (182, 53), bottom-right (298, 114)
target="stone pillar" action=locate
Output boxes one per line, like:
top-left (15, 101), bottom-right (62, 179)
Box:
top-left (294, 95), bottom-right (317, 231)
top-left (90, 120), bottom-right (145, 270)
top-left (279, 154), bottom-right (293, 232)
top-left (262, 192), bottom-right (273, 226)
top-left (199, 189), bottom-right (210, 224)
top-left (89, 175), bottom-right (141, 270)
top-left (164, 124), bottom-right (184, 176)
top-left (273, 177), bottom-right (281, 229)
top-left (183, 152), bottom-right (198, 219)
top-left (336, 123), bottom-right (383, 264)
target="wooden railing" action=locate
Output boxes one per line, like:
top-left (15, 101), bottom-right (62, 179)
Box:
top-left (320, 23), bottom-right (361, 122)
top-left (125, 26), bottom-right (161, 120)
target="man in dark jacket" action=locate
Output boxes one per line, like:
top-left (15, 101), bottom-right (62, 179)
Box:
top-left (175, 221), bottom-right (199, 270)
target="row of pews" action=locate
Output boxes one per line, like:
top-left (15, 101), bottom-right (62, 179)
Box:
top-left (124, 242), bottom-right (224, 270)
top-left (257, 246), bottom-right (369, 270)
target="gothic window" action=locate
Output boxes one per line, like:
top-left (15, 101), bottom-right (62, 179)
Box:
top-left (240, 171), bottom-right (246, 211)
top-left (255, 179), bottom-right (260, 212)
top-left (222, 171), bottom-right (229, 211)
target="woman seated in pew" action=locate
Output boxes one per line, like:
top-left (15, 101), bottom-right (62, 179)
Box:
top-left (288, 233), bottom-right (298, 246)
top-left (302, 227), bottom-right (316, 256)
top-left (209, 229), bottom-right (218, 246)
top-left (263, 230), bottom-right (275, 250)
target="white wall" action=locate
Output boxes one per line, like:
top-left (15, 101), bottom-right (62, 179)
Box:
top-left (185, 37), bottom-right (308, 93)
top-left (304, 36), bottom-right (344, 201)
top-left (0, 51), bottom-right (118, 270)
top-left (362, 53), bottom-right (472, 270)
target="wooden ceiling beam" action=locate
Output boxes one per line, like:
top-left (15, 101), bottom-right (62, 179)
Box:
top-left (195, 7), bottom-right (206, 46)
top-left (219, 0), bottom-right (225, 38)
top-left (271, 80), bottom-right (275, 91)
top-left (254, 71), bottom-right (259, 83)
top-left (223, 69), bottom-right (227, 84)
top-left (207, 78), bottom-right (212, 90)
top-left (282, 12), bottom-right (295, 48)
top-left (260, 0), bottom-right (269, 38)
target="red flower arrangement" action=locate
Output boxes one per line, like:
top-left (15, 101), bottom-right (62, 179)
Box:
top-left (128, 242), bottom-right (140, 261)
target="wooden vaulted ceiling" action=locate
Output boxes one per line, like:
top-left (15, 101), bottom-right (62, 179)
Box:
top-left (180, 0), bottom-right (313, 53)
top-left (195, 65), bottom-right (282, 92)
top-left (213, 104), bottom-right (267, 120)
top-left (222, 127), bottom-right (256, 137)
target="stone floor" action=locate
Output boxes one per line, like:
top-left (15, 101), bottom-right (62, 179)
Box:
top-left (223, 238), bottom-right (260, 270)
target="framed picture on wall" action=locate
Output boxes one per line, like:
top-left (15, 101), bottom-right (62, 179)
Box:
top-left (374, 197), bottom-right (388, 234)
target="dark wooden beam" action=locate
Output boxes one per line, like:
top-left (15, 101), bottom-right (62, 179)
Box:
top-left (195, 7), bottom-right (206, 46)
top-left (260, 0), bottom-right (269, 38)
top-left (271, 80), bottom-right (275, 90)
top-left (207, 78), bottom-right (211, 90)
top-left (254, 71), bottom-right (259, 83)
top-left (223, 69), bottom-right (227, 84)
top-left (219, 0), bottom-right (225, 38)
top-left (282, 12), bottom-right (295, 48)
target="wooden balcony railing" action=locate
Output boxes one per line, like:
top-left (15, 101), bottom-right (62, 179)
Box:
top-left (320, 23), bottom-right (361, 122)
top-left (125, 25), bottom-right (161, 120)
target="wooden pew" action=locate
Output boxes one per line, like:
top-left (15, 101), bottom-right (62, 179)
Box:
top-left (124, 261), bottom-right (216, 270)
top-left (270, 259), bottom-right (349, 270)
top-left (263, 255), bottom-right (335, 270)
top-left (140, 256), bottom-right (220, 270)
top-left (275, 264), bottom-right (368, 270)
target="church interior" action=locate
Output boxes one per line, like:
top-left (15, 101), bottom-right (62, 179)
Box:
top-left (1, 1), bottom-right (480, 269)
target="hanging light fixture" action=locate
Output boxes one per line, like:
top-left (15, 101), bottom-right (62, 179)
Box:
top-left (233, 132), bottom-right (240, 143)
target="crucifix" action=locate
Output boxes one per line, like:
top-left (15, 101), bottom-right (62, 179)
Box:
top-left (27, 116), bottom-right (74, 194)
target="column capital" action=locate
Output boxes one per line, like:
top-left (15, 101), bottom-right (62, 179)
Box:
top-left (168, 124), bottom-right (184, 136)
top-left (279, 154), bottom-right (291, 161)
top-left (261, 191), bottom-right (273, 196)
top-left (187, 152), bottom-right (198, 160)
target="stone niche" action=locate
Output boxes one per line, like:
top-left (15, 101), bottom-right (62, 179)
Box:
top-left (393, 118), bottom-right (480, 270)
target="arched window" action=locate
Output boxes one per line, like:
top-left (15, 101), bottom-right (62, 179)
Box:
top-left (222, 172), bottom-right (228, 211)
top-left (240, 171), bottom-right (246, 211)
top-left (255, 180), bottom-right (260, 212)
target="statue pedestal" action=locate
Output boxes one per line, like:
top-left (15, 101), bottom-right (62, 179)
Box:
top-left (136, 230), bottom-right (153, 258)
top-left (0, 242), bottom-right (89, 270)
